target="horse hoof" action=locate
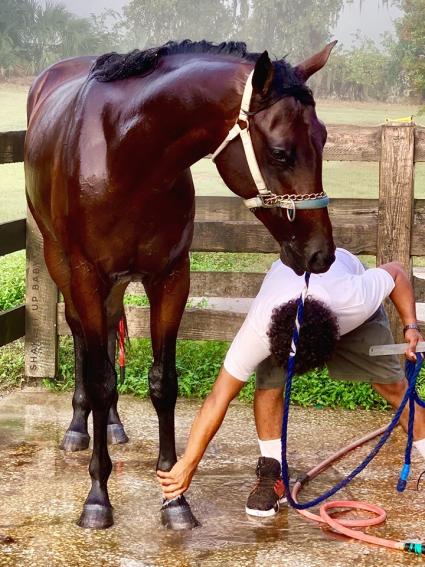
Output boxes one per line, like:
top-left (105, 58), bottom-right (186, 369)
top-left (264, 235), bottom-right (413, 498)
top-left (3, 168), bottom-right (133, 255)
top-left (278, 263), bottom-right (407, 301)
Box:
top-left (77, 504), bottom-right (113, 529)
top-left (60, 430), bottom-right (90, 452)
top-left (107, 424), bottom-right (129, 445)
top-left (161, 495), bottom-right (200, 530)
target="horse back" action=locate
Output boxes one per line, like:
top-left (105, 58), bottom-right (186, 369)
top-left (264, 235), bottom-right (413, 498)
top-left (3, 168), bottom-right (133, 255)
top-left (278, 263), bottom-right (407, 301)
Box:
top-left (27, 56), bottom-right (95, 125)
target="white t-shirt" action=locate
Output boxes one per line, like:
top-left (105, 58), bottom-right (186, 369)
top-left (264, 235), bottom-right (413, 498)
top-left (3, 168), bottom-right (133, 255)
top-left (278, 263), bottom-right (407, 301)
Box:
top-left (224, 248), bottom-right (395, 382)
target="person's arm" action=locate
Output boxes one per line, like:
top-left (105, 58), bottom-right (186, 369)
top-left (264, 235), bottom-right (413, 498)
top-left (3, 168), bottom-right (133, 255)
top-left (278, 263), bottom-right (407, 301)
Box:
top-left (380, 261), bottom-right (423, 360)
top-left (157, 367), bottom-right (244, 499)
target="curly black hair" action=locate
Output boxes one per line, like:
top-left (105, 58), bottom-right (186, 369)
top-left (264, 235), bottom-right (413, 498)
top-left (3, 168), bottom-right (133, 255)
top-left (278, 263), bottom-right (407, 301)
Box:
top-left (267, 297), bottom-right (340, 375)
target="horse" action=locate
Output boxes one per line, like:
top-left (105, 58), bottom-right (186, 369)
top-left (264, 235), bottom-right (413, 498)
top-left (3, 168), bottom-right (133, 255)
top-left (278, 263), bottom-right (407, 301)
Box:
top-left (24, 39), bottom-right (336, 531)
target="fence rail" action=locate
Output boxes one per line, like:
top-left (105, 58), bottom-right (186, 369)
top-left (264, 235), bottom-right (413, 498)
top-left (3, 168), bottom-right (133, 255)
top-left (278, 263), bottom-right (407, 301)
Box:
top-left (0, 123), bottom-right (425, 377)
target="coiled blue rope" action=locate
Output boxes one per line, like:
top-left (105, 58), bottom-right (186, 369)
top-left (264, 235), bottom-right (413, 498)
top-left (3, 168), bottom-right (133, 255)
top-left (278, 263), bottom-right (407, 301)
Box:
top-left (281, 272), bottom-right (425, 510)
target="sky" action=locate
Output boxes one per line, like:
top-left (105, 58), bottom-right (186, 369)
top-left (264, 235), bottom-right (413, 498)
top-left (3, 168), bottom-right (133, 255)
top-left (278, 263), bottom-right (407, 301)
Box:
top-left (58, 0), bottom-right (402, 47)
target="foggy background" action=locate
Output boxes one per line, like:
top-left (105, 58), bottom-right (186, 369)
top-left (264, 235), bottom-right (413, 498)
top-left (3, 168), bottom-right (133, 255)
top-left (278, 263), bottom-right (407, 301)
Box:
top-left (58, 0), bottom-right (402, 48)
top-left (0, 0), bottom-right (423, 103)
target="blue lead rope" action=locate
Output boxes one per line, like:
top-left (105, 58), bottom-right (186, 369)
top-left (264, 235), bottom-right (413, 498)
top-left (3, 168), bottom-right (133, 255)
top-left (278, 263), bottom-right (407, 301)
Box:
top-left (281, 272), bottom-right (425, 511)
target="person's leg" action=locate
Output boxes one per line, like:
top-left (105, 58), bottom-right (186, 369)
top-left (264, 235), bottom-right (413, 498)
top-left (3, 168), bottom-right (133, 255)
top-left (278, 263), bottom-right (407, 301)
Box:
top-left (373, 378), bottom-right (425, 443)
top-left (245, 358), bottom-right (286, 517)
top-left (254, 388), bottom-right (283, 439)
top-left (327, 305), bottom-right (425, 460)
top-left (255, 356), bottom-right (285, 462)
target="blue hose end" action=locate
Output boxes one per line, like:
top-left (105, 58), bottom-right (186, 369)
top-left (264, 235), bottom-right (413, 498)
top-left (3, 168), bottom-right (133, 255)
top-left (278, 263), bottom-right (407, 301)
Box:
top-left (397, 478), bottom-right (407, 492)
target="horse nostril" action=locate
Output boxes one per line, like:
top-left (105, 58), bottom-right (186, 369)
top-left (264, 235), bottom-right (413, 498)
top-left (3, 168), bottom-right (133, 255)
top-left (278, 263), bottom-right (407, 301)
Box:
top-left (308, 250), bottom-right (334, 273)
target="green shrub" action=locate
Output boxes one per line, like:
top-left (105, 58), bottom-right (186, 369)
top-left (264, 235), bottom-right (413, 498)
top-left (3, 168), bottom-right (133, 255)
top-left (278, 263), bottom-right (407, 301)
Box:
top-left (0, 251), bottom-right (25, 311)
top-left (0, 340), bottom-right (25, 391)
top-left (41, 337), bottom-right (421, 411)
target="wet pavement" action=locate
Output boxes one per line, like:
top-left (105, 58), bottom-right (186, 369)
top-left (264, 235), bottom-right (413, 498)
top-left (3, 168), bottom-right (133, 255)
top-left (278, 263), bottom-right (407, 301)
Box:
top-left (0, 390), bottom-right (424, 567)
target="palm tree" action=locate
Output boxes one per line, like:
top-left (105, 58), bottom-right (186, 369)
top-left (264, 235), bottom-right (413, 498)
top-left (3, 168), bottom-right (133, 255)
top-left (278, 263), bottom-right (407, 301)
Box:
top-left (0, 0), bottom-right (114, 76)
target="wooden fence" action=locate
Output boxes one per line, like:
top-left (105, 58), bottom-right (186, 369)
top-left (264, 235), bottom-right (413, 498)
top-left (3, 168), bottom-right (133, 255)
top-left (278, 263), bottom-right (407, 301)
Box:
top-left (0, 123), bottom-right (425, 380)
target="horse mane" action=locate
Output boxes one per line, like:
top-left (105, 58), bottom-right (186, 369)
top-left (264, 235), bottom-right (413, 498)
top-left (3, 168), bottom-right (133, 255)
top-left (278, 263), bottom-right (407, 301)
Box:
top-left (89, 39), bottom-right (314, 107)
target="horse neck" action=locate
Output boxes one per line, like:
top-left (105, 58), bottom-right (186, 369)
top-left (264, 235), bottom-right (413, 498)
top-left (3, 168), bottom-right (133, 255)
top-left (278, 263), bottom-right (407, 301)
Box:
top-left (137, 57), bottom-right (253, 166)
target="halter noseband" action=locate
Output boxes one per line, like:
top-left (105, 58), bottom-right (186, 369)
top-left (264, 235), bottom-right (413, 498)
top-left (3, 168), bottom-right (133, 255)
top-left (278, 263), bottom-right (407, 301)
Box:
top-left (211, 70), bottom-right (329, 222)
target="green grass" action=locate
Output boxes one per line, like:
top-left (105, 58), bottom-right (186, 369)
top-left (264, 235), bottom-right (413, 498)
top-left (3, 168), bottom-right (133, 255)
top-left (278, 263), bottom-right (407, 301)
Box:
top-left (1, 250), bottom-right (423, 411)
top-left (316, 99), bottom-right (424, 127)
top-left (0, 251), bottom-right (25, 311)
top-left (0, 82), bottom-right (29, 131)
top-left (1, 83), bottom-right (425, 409)
top-left (1, 83), bottom-right (424, 224)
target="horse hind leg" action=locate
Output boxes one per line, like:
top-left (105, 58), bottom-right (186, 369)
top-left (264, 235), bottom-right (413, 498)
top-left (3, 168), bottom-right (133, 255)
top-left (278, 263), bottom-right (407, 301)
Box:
top-left (65, 260), bottom-right (119, 529)
top-left (60, 329), bottom-right (91, 452)
top-left (144, 254), bottom-right (199, 530)
top-left (41, 240), bottom-right (91, 452)
top-left (106, 300), bottom-right (129, 446)
top-left (61, 291), bottom-right (129, 451)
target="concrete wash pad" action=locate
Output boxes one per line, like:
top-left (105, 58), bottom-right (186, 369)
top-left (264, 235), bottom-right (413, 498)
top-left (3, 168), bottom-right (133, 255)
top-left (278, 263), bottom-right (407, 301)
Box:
top-left (0, 391), bottom-right (424, 567)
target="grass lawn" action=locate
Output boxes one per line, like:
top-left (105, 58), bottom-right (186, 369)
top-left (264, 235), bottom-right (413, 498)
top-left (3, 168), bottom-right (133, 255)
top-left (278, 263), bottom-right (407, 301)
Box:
top-left (1, 82), bottom-right (425, 407)
top-left (1, 82), bottom-right (424, 224)
top-left (316, 99), bottom-right (424, 127)
top-left (0, 82), bottom-right (30, 131)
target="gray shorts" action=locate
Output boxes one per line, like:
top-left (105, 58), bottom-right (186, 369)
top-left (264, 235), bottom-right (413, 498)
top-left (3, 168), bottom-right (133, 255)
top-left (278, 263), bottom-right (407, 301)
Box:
top-left (256, 305), bottom-right (404, 389)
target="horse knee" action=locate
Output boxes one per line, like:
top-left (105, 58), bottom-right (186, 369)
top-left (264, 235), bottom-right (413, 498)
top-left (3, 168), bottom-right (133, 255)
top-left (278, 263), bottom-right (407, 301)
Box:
top-left (84, 358), bottom-right (117, 410)
top-left (149, 364), bottom-right (177, 410)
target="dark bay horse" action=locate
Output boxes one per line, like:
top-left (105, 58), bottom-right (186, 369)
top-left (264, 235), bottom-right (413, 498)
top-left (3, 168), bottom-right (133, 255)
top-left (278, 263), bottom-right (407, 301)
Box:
top-left (24, 39), bottom-right (336, 530)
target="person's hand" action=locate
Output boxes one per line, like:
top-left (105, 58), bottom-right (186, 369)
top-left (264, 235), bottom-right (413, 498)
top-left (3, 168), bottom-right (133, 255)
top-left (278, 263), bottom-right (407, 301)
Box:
top-left (157, 456), bottom-right (197, 499)
top-left (404, 328), bottom-right (423, 361)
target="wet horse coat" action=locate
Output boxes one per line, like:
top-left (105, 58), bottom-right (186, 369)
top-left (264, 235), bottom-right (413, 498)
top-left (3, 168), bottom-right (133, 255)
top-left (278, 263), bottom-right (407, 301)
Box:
top-left (25, 40), bottom-right (336, 529)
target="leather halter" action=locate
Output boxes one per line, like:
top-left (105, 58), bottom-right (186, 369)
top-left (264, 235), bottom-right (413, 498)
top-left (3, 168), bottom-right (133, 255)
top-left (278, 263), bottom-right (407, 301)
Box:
top-left (211, 70), bottom-right (329, 222)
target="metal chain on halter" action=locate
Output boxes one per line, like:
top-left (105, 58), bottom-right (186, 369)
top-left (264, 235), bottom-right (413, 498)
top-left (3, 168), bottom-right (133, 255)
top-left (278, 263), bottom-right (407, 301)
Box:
top-left (280, 272), bottom-right (425, 511)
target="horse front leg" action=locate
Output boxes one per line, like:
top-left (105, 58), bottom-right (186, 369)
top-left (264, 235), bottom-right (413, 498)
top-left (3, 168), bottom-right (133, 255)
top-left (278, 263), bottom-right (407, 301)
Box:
top-left (145, 255), bottom-right (199, 530)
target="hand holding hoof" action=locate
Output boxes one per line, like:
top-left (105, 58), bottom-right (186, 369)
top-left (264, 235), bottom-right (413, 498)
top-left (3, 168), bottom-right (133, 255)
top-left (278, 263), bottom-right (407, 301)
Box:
top-left (60, 430), bottom-right (90, 452)
top-left (161, 495), bottom-right (200, 530)
top-left (77, 504), bottom-right (114, 529)
top-left (107, 423), bottom-right (129, 445)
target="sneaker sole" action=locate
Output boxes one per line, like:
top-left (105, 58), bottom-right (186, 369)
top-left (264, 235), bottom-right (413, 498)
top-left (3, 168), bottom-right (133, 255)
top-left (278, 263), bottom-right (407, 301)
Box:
top-left (245, 496), bottom-right (287, 518)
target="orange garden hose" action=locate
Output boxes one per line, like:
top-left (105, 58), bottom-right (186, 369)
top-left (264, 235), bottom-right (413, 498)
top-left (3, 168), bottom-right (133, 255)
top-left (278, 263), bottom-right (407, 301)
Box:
top-left (291, 425), bottom-right (422, 553)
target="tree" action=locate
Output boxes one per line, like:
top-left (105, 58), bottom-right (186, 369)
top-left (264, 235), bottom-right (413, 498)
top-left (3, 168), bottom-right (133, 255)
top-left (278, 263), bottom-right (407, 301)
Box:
top-left (238, 0), bottom-right (343, 61)
top-left (121, 0), bottom-right (344, 62)
top-left (121, 0), bottom-right (234, 50)
top-left (393, 0), bottom-right (425, 101)
top-left (0, 0), bottom-right (115, 76)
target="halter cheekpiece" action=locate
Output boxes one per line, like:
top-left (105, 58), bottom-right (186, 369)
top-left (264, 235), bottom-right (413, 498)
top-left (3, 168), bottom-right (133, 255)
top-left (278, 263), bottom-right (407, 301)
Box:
top-left (211, 70), bottom-right (329, 222)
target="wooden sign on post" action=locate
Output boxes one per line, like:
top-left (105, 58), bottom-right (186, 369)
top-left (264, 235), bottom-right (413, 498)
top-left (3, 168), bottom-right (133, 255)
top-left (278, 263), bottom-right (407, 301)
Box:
top-left (24, 208), bottom-right (58, 380)
top-left (377, 123), bottom-right (415, 344)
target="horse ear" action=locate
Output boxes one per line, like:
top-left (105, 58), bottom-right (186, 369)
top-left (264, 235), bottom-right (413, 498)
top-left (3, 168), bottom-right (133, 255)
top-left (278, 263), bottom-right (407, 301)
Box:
top-left (295, 40), bottom-right (338, 82)
top-left (252, 51), bottom-right (274, 95)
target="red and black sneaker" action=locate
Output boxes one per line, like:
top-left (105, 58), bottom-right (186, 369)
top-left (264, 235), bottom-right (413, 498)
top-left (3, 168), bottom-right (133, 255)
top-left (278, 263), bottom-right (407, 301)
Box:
top-left (245, 456), bottom-right (286, 517)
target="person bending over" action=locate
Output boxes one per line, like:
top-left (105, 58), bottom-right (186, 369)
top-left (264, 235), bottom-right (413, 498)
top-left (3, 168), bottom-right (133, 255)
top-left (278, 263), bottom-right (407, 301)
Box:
top-left (157, 248), bottom-right (425, 517)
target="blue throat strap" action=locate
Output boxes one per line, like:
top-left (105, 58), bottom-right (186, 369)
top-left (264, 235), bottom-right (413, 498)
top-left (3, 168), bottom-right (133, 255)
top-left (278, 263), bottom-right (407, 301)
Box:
top-left (292, 196), bottom-right (329, 210)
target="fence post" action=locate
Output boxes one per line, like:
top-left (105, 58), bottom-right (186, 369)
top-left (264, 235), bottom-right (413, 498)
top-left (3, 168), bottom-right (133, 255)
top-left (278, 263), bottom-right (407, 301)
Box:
top-left (377, 123), bottom-right (415, 344)
top-left (24, 208), bottom-right (58, 380)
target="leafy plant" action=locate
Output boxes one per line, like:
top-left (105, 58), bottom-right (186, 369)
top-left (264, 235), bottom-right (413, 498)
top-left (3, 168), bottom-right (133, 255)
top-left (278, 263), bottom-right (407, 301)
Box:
top-left (0, 251), bottom-right (25, 311)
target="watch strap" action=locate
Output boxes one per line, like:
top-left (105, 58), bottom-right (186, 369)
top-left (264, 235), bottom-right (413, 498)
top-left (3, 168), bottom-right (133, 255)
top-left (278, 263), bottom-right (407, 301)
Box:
top-left (403, 323), bottom-right (420, 334)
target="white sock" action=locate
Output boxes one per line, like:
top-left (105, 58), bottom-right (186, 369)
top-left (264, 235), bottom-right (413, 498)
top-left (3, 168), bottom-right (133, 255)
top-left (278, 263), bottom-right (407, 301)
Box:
top-left (258, 438), bottom-right (282, 465)
top-left (413, 438), bottom-right (425, 461)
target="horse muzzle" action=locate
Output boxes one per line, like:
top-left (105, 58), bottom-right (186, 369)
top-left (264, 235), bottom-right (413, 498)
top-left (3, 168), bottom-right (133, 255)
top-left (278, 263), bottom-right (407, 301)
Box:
top-left (280, 246), bottom-right (335, 275)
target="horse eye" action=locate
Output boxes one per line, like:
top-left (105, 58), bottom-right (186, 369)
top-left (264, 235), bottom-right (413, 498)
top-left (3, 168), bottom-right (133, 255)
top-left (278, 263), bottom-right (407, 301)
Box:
top-left (270, 147), bottom-right (292, 165)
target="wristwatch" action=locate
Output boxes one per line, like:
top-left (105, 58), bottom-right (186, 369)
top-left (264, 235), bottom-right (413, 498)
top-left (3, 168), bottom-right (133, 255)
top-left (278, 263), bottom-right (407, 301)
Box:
top-left (403, 323), bottom-right (420, 335)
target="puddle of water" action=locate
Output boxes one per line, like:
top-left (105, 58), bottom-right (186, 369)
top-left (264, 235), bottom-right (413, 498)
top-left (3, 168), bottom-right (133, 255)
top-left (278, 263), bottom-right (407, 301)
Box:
top-left (0, 391), bottom-right (423, 566)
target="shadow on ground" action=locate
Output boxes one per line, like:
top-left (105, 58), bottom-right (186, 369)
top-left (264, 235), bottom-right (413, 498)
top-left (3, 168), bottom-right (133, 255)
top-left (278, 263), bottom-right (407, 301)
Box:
top-left (0, 390), bottom-right (423, 567)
